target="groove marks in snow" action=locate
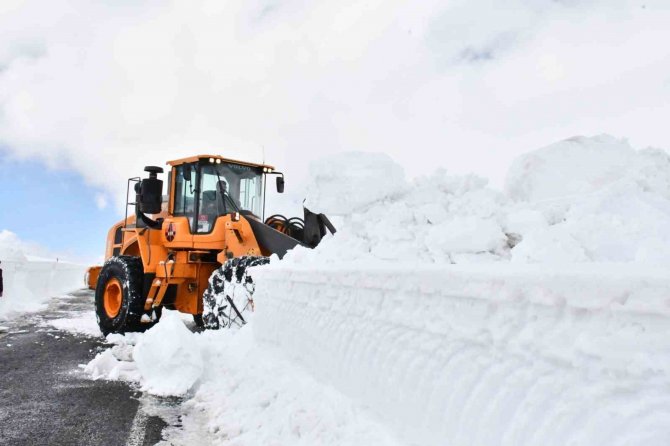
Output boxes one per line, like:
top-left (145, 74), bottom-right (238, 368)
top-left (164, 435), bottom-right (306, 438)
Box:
top-left (254, 267), bottom-right (670, 446)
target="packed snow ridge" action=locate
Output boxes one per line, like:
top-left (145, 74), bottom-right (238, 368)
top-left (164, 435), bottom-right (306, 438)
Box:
top-left (0, 230), bottom-right (85, 319)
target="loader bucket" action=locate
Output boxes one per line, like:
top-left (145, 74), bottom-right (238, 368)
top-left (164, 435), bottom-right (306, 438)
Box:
top-left (244, 216), bottom-right (306, 259)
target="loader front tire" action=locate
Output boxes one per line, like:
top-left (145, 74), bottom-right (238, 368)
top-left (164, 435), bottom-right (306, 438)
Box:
top-left (202, 256), bottom-right (270, 330)
top-left (95, 256), bottom-right (151, 336)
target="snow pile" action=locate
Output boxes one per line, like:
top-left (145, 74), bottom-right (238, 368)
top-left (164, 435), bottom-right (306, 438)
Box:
top-left (304, 152), bottom-right (406, 216)
top-left (85, 314), bottom-right (401, 446)
top-left (506, 135), bottom-right (670, 263)
top-left (0, 231), bottom-right (86, 319)
top-left (254, 263), bottom-right (670, 446)
top-left (299, 165), bottom-right (509, 264)
top-left (85, 333), bottom-right (142, 382)
top-left (506, 134), bottom-right (670, 202)
top-left (293, 135), bottom-right (670, 265)
top-left (85, 313), bottom-right (205, 396)
top-left (134, 312), bottom-right (204, 396)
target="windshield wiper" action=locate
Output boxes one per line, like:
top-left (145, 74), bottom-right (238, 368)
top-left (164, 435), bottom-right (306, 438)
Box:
top-left (214, 168), bottom-right (240, 214)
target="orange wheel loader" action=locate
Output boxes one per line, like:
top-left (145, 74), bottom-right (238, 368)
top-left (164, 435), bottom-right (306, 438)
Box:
top-left (86, 155), bottom-right (335, 335)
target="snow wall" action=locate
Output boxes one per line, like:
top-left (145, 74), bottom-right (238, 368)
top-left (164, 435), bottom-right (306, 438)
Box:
top-left (254, 264), bottom-right (670, 446)
top-left (253, 135), bottom-right (670, 446)
top-left (0, 260), bottom-right (85, 318)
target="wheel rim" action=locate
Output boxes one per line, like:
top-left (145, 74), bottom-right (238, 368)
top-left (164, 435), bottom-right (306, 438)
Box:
top-left (103, 278), bottom-right (123, 318)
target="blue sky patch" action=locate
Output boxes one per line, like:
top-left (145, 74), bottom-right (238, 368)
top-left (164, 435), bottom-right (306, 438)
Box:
top-left (0, 150), bottom-right (119, 263)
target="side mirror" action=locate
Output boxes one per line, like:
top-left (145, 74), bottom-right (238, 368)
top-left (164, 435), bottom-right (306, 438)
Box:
top-left (276, 176), bottom-right (285, 194)
top-left (182, 166), bottom-right (192, 182)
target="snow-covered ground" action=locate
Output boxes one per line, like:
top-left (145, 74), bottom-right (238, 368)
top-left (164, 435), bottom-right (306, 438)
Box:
top-left (85, 312), bottom-right (402, 445)
top-left (0, 230), bottom-right (86, 319)
top-left (79, 135), bottom-right (670, 445)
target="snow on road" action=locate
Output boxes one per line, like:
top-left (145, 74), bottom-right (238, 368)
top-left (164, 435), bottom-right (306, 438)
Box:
top-left (46, 311), bottom-right (102, 337)
top-left (86, 312), bottom-right (402, 446)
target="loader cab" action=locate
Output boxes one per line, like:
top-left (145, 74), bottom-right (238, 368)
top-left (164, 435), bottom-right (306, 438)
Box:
top-left (169, 156), bottom-right (271, 235)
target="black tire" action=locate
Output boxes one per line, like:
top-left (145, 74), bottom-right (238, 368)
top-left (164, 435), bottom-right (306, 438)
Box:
top-left (95, 256), bottom-right (155, 336)
top-left (202, 256), bottom-right (270, 330)
top-left (193, 314), bottom-right (204, 327)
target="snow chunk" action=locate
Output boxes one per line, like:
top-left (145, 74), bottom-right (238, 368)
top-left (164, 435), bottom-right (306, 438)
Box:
top-left (506, 134), bottom-right (670, 202)
top-left (504, 209), bottom-right (547, 235)
top-left (428, 216), bottom-right (506, 254)
top-left (133, 312), bottom-right (204, 396)
top-left (85, 348), bottom-right (140, 382)
top-left (504, 135), bottom-right (670, 263)
top-left (304, 152), bottom-right (407, 215)
top-left (84, 333), bottom-right (141, 382)
top-left (511, 226), bottom-right (589, 263)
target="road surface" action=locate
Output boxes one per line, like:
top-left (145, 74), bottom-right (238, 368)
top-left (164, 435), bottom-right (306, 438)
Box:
top-left (0, 290), bottom-right (178, 446)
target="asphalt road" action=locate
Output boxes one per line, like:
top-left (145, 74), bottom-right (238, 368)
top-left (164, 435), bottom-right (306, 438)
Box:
top-left (0, 290), bottom-right (178, 446)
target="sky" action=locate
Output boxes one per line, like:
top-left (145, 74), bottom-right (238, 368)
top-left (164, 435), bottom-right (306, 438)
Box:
top-left (0, 149), bottom-right (116, 262)
top-left (1, 0), bottom-right (670, 260)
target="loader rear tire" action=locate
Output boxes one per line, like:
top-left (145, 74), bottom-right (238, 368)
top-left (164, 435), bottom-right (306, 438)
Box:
top-left (95, 256), bottom-right (153, 336)
top-left (202, 256), bottom-right (270, 330)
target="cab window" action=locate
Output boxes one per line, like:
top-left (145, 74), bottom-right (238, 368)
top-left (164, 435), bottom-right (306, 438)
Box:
top-left (195, 162), bottom-right (264, 233)
top-left (173, 164), bottom-right (197, 231)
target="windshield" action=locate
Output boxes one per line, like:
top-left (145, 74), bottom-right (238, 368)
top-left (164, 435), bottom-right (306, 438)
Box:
top-left (196, 162), bottom-right (264, 233)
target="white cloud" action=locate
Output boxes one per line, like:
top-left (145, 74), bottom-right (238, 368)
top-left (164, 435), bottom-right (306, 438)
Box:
top-left (95, 193), bottom-right (108, 210)
top-left (0, 229), bottom-right (52, 261)
top-left (0, 0), bottom-right (669, 207)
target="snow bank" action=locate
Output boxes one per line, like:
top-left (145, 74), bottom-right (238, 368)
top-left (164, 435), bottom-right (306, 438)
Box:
top-left (289, 135), bottom-right (670, 265)
top-left (250, 135), bottom-right (670, 445)
top-left (0, 260), bottom-right (85, 319)
top-left (0, 230), bottom-right (86, 319)
top-left (86, 314), bottom-right (401, 445)
top-left (506, 135), bottom-right (670, 263)
top-left (254, 263), bottom-right (670, 446)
